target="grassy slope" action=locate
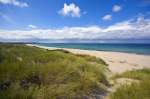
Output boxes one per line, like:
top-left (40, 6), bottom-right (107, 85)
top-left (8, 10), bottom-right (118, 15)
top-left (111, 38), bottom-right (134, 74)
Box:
top-left (110, 69), bottom-right (150, 99)
top-left (0, 44), bottom-right (108, 99)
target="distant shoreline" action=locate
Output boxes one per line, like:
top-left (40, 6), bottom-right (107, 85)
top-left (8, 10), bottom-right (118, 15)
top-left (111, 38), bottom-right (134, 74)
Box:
top-left (27, 44), bottom-right (150, 74)
top-left (26, 43), bottom-right (150, 56)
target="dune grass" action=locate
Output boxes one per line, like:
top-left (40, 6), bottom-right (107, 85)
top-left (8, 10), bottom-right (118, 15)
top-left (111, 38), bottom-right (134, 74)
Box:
top-left (110, 69), bottom-right (150, 99)
top-left (113, 68), bottom-right (150, 80)
top-left (76, 54), bottom-right (108, 66)
top-left (0, 43), bottom-right (108, 99)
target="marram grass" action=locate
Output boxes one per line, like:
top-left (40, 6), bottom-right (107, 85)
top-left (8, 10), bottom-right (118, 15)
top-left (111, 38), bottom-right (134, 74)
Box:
top-left (110, 69), bottom-right (150, 99)
top-left (0, 44), bottom-right (108, 99)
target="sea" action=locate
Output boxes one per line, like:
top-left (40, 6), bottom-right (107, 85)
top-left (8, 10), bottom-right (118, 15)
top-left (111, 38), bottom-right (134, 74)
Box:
top-left (36, 43), bottom-right (150, 55)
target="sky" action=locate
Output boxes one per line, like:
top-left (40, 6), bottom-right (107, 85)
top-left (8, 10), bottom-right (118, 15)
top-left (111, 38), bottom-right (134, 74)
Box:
top-left (0, 0), bottom-right (150, 43)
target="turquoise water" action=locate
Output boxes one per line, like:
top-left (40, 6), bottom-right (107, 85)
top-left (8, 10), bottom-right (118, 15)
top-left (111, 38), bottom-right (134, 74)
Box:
top-left (37, 43), bottom-right (150, 55)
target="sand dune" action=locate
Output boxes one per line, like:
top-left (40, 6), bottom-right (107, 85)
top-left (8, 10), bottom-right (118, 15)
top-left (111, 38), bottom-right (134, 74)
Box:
top-left (27, 44), bottom-right (150, 74)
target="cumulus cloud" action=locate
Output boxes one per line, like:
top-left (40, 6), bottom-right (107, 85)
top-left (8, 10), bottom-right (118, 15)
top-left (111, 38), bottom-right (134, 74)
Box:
top-left (113, 5), bottom-right (121, 12)
top-left (0, 17), bottom-right (150, 41)
top-left (102, 14), bottom-right (112, 21)
top-left (0, 0), bottom-right (28, 7)
top-left (28, 25), bottom-right (37, 29)
top-left (58, 3), bottom-right (81, 17)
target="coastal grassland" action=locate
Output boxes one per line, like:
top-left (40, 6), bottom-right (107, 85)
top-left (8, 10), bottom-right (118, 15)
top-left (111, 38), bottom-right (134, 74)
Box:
top-left (110, 69), bottom-right (150, 99)
top-left (76, 54), bottom-right (108, 66)
top-left (0, 43), bottom-right (108, 99)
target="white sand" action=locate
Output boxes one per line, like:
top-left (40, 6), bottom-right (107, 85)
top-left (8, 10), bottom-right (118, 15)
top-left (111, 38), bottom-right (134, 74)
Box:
top-left (27, 44), bottom-right (150, 74)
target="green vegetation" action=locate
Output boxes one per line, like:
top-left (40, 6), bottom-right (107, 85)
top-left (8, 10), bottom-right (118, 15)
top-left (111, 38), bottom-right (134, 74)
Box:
top-left (76, 54), bottom-right (108, 66)
top-left (113, 68), bottom-right (150, 80)
top-left (0, 44), bottom-right (108, 99)
top-left (110, 69), bottom-right (150, 99)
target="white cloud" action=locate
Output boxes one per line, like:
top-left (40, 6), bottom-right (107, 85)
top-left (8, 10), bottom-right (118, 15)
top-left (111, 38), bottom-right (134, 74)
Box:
top-left (103, 21), bottom-right (134, 32)
top-left (28, 25), bottom-right (37, 29)
top-left (0, 0), bottom-right (28, 7)
top-left (102, 14), bottom-right (112, 21)
top-left (0, 17), bottom-right (150, 41)
top-left (58, 3), bottom-right (81, 17)
top-left (113, 5), bottom-right (121, 12)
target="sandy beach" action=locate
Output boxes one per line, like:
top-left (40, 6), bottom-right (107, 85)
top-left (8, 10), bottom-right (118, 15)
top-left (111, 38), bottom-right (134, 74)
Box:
top-left (27, 44), bottom-right (150, 74)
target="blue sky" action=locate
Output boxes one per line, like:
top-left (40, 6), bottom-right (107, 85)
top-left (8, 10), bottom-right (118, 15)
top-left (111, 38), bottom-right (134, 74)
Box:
top-left (0, 0), bottom-right (150, 42)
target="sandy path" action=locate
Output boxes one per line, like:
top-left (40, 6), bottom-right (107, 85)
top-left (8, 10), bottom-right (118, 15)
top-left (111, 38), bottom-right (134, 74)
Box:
top-left (27, 44), bottom-right (150, 74)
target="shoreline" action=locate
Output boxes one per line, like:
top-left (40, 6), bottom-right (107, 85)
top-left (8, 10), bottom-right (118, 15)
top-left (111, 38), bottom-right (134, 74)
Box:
top-left (29, 43), bottom-right (150, 56)
top-left (27, 44), bottom-right (150, 74)
top-left (26, 44), bottom-right (150, 56)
